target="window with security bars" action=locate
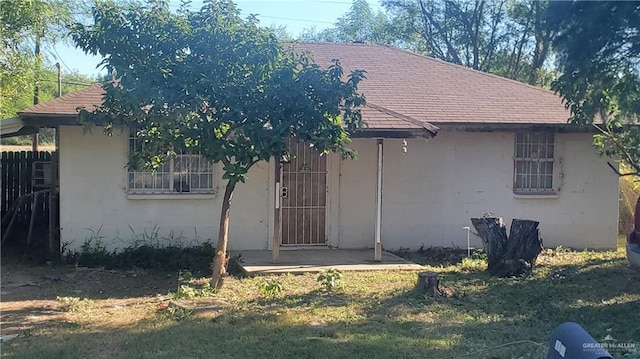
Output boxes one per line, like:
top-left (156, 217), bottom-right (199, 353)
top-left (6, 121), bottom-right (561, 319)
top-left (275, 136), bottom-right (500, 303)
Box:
top-left (514, 132), bottom-right (554, 193)
top-left (128, 131), bottom-right (214, 194)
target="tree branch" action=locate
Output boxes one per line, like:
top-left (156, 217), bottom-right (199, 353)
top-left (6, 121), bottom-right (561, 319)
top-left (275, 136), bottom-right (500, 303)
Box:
top-left (420, 0), bottom-right (463, 65)
top-left (607, 161), bottom-right (640, 177)
top-left (480, 0), bottom-right (504, 72)
top-left (221, 118), bottom-right (249, 140)
top-left (471, 0), bottom-right (484, 70)
top-left (595, 122), bottom-right (640, 175)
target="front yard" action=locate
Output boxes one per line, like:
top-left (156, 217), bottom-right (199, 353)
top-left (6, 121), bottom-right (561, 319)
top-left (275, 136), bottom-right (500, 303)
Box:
top-left (1, 244), bottom-right (639, 359)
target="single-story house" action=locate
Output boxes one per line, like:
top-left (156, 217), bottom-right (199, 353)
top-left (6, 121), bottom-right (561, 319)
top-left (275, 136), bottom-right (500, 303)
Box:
top-left (6, 43), bottom-right (619, 256)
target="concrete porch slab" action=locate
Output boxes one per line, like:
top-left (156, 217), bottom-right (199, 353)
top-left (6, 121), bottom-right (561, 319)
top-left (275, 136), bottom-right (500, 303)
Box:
top-left (234, 249), bottom-right (423, 275)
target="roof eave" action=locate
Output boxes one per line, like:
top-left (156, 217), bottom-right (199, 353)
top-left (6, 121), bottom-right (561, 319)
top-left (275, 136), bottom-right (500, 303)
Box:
top-left (0, 117), bottom-right (40, 138)
top-left (435, 122), bottom-right (596, 133)
top-left (20, 114), bottom-right (80, 127)
top-left (352, 128), bottom-right (437, 139)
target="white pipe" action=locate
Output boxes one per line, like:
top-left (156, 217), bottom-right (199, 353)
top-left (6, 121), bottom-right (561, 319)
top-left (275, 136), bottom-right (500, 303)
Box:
top-left (375, 140), bottom-right (383, 244)
top-left (275, 182), bottom-right (280, 209)
top-left (463, 226), bottom-right (471, 257)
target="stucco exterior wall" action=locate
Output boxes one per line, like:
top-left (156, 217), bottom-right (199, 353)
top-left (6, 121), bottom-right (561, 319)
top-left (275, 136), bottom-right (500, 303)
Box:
top-left (59, 126), bottom-right (272, 252)
top-left (364, 131), bottom-right (619, 250)
top-left (333, 139), bottom-right (377, 248)
top-left (59, 126), bottom-right (618, 253)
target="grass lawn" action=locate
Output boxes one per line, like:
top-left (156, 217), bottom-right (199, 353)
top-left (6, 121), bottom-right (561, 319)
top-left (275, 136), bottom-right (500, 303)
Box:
top-left (1, 242), bottom-right (639, 359)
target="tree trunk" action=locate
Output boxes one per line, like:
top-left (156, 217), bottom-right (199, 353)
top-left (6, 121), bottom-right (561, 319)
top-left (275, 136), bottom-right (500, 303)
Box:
top-left (470, 217), bottom-right (507, 270)
top-left (415, 271), bottom-right (441, 297)
top-left (211, 179), bottom-right (237, 288)
top-left (470, 218), bottom-right (543, 277)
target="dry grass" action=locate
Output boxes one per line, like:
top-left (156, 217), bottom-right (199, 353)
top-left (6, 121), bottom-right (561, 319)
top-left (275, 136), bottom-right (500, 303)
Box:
top-left (619, 173), bottom-right (640, 235)
top-left (1, 244), bottom-right (639, 359)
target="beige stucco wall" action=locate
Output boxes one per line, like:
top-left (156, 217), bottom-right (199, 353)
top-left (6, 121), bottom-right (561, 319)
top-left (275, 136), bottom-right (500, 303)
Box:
top-left (59, 126), bottom-right (618, 253)
top-left (357, 131), bottom-right (618, 250)
top-left (59, 126), bottom-right (272, 252)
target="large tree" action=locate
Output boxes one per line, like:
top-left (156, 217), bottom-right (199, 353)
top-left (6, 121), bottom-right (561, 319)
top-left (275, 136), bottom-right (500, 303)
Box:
top-left (1, 69), bottom-right (95, 145)
top-left (70, 0), bottom-right (366, 287)
top-left (0, 0), bottom-right (83, 118)
top-left (551, 1), bottom-right (640, 177)
top-left (382, 0), bottom-right (557, 85)
top-left (299, 0), bottom-right (396, 45)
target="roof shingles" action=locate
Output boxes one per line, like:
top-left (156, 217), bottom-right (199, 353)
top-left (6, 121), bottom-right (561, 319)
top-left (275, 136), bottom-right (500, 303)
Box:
top-left (293, 43), bottom-right (571, 125)
top-left (19, 43), bottom-right (571, 129)
top-left (19, 84), bottom-right (105, 116)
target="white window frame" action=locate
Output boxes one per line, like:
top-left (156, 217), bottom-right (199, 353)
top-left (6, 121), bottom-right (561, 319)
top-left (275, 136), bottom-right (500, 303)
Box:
top-left (127, 130), bottom-right (215, 197)
top-left (513, 132), bottom-right (555, 195)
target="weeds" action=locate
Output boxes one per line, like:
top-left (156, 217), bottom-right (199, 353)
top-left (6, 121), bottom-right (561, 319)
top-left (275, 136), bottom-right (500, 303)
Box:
top-left (157, 302), bottom-right (193, 321)
top-left (172, 270), bottom-right (216, 300)
top-left (458, 257), bottom-right (486, 271)
top-left (317, 268), bottom-right (343, 291)
top-left (258, 279), bottom-right (284, 298)
top-left (57, 296), bottom-right (91, 312)
top-left (457, 249), bottom-right (488, 271)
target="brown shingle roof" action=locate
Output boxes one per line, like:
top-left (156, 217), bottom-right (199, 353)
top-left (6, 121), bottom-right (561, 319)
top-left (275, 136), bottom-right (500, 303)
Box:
top-left (19, 43), bottom-right (571, 129)
top-left (19, 84), bottom-right (105, 116)
top-left (294, 43), bottom-right (571, 125)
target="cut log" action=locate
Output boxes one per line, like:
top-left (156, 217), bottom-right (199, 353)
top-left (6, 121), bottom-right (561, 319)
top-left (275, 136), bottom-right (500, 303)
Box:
top-left (505, 219), bottom-right (543, 268)
top-left (470, 217), bottom-right (543, 277)
top-left (470, 217), bottom-right (507, 269)
top-left (415, 271), bottom-right (441, 297)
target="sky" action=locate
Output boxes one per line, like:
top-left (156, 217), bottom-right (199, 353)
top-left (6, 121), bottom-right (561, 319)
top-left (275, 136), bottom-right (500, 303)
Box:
top-left (55, 0), bottom-right (382, 77)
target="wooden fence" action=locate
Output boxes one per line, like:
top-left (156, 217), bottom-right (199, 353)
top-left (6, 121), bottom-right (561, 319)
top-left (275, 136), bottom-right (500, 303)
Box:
top-left (1, 151), bottom-right (58, 258)
top-left (1, 151), bottom-right (52, 217)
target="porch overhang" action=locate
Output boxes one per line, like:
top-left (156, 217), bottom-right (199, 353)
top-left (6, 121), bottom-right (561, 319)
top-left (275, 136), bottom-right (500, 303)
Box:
top-left (0, 117), bottom-right (39, 138)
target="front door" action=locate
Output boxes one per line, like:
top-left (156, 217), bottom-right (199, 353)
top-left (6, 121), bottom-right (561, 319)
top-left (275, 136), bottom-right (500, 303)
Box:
top-left (280, 139), bottom-right (327, 245)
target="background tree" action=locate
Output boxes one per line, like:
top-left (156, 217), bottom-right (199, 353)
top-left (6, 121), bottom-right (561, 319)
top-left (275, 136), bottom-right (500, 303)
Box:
top-left (1, 69), bottom-right (95, 145)
top-left (551, 1), bottom-right (640, 177)
top-left (381, 0), bottom-right (556, 85)
top-left (70, 0), bottom-right (366, 287)
top-left (1, 0), bottom-right (93, 146)
top-left (0, 0), bottom-right (85, 118)
top-left (299, 0), bottom-right (396, 45)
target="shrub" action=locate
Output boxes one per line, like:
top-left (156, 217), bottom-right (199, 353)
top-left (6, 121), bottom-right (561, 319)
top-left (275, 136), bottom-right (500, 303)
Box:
top-left (63, 241), bottom-right (215, 275)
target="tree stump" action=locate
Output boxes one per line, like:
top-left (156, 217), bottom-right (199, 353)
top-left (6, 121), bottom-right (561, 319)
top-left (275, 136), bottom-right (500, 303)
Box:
top-left (470, 218), bottom-right (543, 277)
top-left (415, 271), bottom-right (441, 297)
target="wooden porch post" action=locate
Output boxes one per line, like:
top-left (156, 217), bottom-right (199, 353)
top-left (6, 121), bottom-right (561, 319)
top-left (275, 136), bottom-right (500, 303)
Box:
top-left (375, 139), bottom-right (383, 262)
top-left (272, 159), bottom-right (281, 263)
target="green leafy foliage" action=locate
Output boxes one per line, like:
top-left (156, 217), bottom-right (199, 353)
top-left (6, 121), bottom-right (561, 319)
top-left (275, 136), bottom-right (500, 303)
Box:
top-left (173, 270), bottom-right (216, 299)
top-left (70, 0), bottom-right (365, 179)
top-left (300, 0), bottom-right (396, 45)
top-left (63, 239), bottom-right (216, 276)
top-left (551, 1), bottom-right (640, 178)
top-left (156, 302), bottom-right (194, 321)
top-left (459, 257), bottom-right (486, 272)
top-left (317, 268), bottom-right (344, 291)
top-left (381, 0), bottom-right (557, 85)
top-left (0, 0), bottom-right (88, 119)
top-left (173, 283), bottom-right (216, 300)
top-left (258, 278), bottom-right (284, 298)
top-left (69, 0), bottom-right (366, 286)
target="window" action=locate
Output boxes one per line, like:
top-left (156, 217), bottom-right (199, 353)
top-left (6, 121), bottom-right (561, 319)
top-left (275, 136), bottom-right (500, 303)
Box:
top-left (514, 132), bottom-right (554, 193)
top-left (128, 131), bottom-right (215, 195)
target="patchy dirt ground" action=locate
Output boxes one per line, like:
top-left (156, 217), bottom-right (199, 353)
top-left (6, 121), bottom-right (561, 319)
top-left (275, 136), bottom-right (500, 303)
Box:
top-left (0, 262), bottom-right (176, 339)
